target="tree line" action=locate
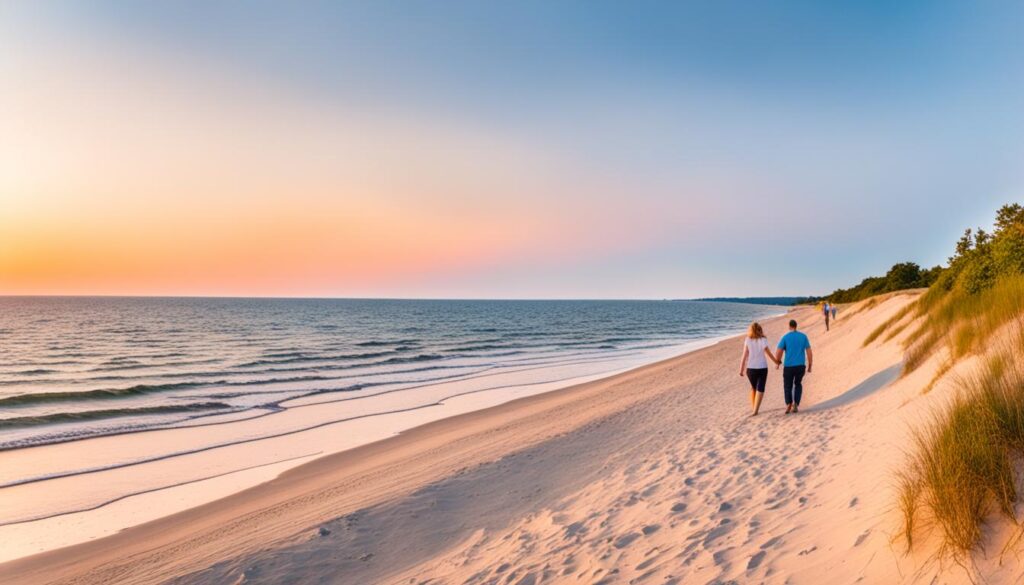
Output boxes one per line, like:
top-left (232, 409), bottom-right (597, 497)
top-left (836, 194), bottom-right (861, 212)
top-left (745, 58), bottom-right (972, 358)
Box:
top-left (824, 203), bottom-right (1024, 304)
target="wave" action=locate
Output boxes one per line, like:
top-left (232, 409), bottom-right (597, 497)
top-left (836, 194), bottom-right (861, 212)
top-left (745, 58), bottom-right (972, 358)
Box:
top-left (355, 339), bottom-right (420, 347)
top-left (0, 374), bottom-right (333, 407)
top-left (0, 382), bottom-right (204, 406)
top-left (1, 359), bottom-right (87, 368)
top-left (230, 350), bottom-right (395, 369)
top-left (443, 343), bottom-right (518, 353)
top-left (0, 402), bottom-right (232, 429)
top-left (87, 357), bottom-right (223, 373)
top-left (373, 352), bottom-right (446, 365)
top-left (7, 368), bottom-right (58, 376)
top-left (259, 351), bottom-right (311, 359)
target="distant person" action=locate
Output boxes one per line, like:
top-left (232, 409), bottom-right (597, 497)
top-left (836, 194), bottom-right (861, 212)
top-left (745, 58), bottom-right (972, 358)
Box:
top-left (775, 319), bottom-right (813, 414)
top-left (822, 302), bottom-right (830, 331)
top-left (831, 304), bottom-right (838, 321)
top-left (738, 322), bottom-right (781, 416)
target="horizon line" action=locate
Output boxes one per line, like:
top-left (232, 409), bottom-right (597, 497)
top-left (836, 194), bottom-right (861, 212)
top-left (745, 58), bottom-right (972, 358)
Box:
top-left (0, 294), bottom-right (817, 302)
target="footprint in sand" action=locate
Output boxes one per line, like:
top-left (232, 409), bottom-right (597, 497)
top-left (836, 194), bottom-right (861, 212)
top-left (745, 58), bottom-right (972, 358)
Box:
top-left (702, 518), bottom-right (734, 546)
top-left (854, 529), bottom-right (870, 546)
top-left (563, 521), bottom-right (586, 539)
top-left (712, 547), bottom-right (732, 566)
top-left (760, 535), bottom-right (783, 550)
top-left (613, 533), bottom-right (641, 549)
top-left (747, 550), bottom-right (767, 570)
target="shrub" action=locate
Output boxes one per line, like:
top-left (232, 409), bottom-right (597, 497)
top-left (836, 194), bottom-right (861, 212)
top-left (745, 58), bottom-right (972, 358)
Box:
top-left (938, 204), bottom-right (1024, 296)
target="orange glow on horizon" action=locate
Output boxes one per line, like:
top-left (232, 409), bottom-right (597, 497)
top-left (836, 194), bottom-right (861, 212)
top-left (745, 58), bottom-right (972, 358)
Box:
top-left (1, 194), bottom-right (579, 296)
top-left (0, 23), bottom-right (717, 298)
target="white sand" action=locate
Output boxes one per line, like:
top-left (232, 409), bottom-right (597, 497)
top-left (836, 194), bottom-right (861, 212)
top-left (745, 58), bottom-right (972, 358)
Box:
top-left (3, 296), bottom-right (1021, 584)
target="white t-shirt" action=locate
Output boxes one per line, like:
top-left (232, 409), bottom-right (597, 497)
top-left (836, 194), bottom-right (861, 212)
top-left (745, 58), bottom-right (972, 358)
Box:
top-left (744, 336), bottom-right (770, 369)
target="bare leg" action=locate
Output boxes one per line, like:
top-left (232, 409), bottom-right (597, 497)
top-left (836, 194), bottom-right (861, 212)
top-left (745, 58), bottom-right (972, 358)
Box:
top-left (752, 391), bottom-right (764, 415)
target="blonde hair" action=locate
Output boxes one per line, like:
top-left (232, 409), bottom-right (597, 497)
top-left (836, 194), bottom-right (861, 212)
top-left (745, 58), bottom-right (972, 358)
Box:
top-left (748, 322), bottom-right (765, 339)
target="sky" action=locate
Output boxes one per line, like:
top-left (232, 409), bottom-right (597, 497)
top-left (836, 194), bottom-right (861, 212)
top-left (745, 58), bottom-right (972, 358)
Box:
top-left (2, 1), bottom-right (1023, 298)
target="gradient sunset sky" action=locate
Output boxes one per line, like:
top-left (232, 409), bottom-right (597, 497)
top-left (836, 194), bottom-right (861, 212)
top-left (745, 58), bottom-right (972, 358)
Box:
top-left (3, 1), bottom-right (1023, 298)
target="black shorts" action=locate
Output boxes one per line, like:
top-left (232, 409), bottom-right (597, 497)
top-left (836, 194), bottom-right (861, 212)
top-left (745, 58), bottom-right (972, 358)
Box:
top-left (746, 368), bottom-right (768, 392)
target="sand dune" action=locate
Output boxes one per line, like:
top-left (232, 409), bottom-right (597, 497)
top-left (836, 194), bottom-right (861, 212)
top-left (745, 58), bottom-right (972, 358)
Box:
top-left (3, 294), bottom-right (1020, 584)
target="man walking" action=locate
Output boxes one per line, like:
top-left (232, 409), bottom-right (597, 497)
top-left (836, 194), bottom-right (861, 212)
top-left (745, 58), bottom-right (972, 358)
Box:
top-left (775, 319), bottom-right (813, 414)
top-left (822, 302), bottom-right (830, 331)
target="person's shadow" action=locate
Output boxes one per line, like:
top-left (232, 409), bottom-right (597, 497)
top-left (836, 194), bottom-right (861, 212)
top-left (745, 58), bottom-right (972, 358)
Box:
top-left (805, 363), bottom-right (902, 412)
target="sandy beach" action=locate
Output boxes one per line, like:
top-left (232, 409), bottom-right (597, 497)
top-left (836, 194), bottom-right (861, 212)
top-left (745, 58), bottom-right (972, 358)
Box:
top-left (2, 294), bottom-right (1019, 584)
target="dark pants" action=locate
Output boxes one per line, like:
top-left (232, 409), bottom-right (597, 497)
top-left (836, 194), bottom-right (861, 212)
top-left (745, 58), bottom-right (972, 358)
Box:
top-left (746, 368), bottom-right (768, 392)
top-left (783, 365), bottom-right (806, 405)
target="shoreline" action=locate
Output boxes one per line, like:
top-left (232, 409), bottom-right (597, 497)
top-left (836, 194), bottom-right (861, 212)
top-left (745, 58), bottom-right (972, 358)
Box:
top-left (0, 316), bottom-right (784, 567)
top-left (0, 312), bottom-right (794, 584)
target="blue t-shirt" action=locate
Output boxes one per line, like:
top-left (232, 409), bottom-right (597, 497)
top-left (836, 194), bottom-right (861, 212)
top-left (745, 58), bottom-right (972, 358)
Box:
top-left (777, 331), bottom-right (811, 367)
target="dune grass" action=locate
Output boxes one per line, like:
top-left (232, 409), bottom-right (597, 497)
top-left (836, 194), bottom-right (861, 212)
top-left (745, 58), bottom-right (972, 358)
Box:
top-left (900, 276), bottom-right (1024, 375)
top-left (862, 299), bottom-right (920, 347)
top-left (883, 319), bottom-right (913, 343)
top-left (899, 336), bottom-right (1024, 557)
top-left (849, 275), bottom-right (1024, 555)
top-left (858, 277), bottom-right (1024, 386)
top-left (844, 296), bottom-right (880, 320)
top-left (864, 320), bottom-right (893, 347)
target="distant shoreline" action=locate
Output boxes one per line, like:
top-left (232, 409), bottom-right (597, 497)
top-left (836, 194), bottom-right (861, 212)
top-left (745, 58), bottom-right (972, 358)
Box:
top-left (685, 296), bottom-right (808, 306)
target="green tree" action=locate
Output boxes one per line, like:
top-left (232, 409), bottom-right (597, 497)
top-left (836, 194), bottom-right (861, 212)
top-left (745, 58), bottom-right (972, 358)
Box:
top-left (885, 262), bottom-right (925, 291)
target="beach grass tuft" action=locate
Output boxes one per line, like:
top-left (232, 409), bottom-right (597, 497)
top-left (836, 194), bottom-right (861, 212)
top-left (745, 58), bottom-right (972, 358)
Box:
top-left (897, 468), bottom-right (922, 550)
top-left (899, 337), bottom-right (1024, 557)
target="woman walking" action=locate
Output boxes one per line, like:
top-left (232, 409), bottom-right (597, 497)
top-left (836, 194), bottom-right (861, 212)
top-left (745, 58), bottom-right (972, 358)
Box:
top-left (739, 322), bottom-right (780, 415)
